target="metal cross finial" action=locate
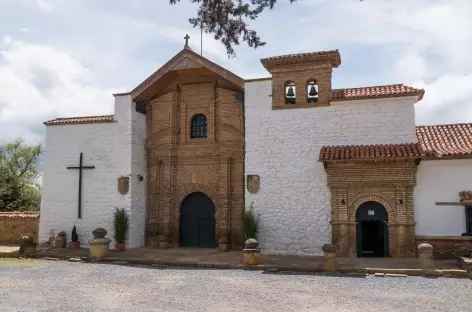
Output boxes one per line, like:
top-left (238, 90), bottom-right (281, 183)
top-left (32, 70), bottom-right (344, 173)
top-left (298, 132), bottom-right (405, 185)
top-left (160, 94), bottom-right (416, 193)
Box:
top-left (184, 34), bottom-right (190, 48)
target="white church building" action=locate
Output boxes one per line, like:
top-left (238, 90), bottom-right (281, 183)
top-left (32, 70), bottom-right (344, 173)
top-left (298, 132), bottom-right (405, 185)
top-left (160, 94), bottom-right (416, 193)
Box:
top-left (39, 45), bottom-right (472, 258)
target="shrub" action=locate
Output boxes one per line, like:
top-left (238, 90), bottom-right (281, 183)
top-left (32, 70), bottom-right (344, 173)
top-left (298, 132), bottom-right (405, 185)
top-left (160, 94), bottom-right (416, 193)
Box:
top-left (241, 202), bottom-right (260, 240)
top-left (71, 225), bottom-right (79, 242)
top-left (113, 208), bottom-right (129, 244)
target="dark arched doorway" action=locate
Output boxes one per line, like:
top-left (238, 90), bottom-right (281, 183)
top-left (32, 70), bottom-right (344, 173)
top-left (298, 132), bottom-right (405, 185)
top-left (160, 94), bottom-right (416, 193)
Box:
top-left (356, 201), bottom-right (389, 257)
top-left (180, 192), bottom-right (216, 248)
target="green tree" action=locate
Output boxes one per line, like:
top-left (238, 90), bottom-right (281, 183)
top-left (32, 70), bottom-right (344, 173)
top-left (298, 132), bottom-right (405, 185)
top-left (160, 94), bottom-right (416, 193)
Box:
top-left (170, 0), bottom-right (363, 57)
top-left (0, 139), bottom-right (42, 211)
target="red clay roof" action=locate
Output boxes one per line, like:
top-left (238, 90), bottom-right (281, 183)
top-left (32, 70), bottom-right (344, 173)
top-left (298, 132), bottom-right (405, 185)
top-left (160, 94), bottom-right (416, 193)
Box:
top-left (0, 212), bottom-right (40, 219)
top-left (319, 143), bottom-right (423, 162)
top-left (459, 191), bottom-right (472, 201)
top-left (261, 50), bottom-right (341, 70)
top-left (332, 84), bottom-right (425, 102)
top-left (44, 115), bottom-right (115, 126)
top-left (416, 124), bottom-right (472, 158)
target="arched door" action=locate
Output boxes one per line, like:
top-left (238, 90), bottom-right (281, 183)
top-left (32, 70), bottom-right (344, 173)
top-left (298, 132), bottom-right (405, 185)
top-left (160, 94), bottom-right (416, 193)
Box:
top-left (356, 201), bottom-right (389, 257)
top-left (180, 192), bottom-right (216, 248)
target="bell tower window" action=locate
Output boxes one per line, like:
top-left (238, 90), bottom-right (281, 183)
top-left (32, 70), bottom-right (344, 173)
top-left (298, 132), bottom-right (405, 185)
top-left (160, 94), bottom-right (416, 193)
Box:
top-left (190, 114), bottom-right (207, 138)
top-left (307, 80), bottom-right (319, 103)
top-left (285, 82), bottom-right (296, 104)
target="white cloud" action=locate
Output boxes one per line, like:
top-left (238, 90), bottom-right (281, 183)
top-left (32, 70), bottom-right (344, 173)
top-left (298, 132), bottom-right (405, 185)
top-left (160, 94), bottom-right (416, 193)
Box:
top-left (34, 0), bottom-right (55, 12)
top-left (0, 39), bottom-right (120, 144)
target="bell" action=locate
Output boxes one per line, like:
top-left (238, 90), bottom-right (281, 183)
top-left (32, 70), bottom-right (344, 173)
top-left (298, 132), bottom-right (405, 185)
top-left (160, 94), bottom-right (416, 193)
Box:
top-left (309, 84), bottom-right (318, 96)
top-left (286, 86), bottom-right (295, 97)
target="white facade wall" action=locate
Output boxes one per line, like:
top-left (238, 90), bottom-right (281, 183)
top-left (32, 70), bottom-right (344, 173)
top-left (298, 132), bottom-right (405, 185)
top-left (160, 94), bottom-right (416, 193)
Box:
top-left (414, 159), bottom-right (472, 236)
top-left (244, 79), bottom-right (417, 255)
top-left (39, 95), bottom-right (147, 249)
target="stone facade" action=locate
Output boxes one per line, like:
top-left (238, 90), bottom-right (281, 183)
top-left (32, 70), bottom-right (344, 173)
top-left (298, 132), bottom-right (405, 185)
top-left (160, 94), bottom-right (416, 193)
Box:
top-left (141, 50), bottom-right (245, 248)
top-left (245, 77), bottom-right (418, 255)
top-left (0, 212), bottom-right (39, 244)
top-left (325, 162), bottom-right (418, 257)
top-left (415, 236), bottom-right (472, 258)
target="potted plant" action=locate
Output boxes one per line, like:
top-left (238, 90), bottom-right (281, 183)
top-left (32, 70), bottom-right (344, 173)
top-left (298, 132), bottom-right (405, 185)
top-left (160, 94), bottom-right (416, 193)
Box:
top-left (70, 225), bottom-right (80, 248)
top-left (113, 207), bottom-right (129, 251)
top-left (241, 202), bottom-right (260, 240)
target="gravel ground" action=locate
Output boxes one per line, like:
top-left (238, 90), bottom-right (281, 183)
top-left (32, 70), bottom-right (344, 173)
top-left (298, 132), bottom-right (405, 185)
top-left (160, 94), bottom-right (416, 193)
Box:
top-left (0, 259), bottom-right (471, 312)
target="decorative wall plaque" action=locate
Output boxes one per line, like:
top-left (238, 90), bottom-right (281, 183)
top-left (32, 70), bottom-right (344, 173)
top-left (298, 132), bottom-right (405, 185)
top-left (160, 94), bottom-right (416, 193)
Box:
top-left (247, 175), bottom-right (260, 193)
top-left (117, 176), bottom-right (129, 195)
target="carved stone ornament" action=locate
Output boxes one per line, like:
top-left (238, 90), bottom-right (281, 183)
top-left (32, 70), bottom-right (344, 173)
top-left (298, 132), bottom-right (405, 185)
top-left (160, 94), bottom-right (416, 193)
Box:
top-left (117, 176), bottom-right (129, 195)
top-left (247, 175), bottom-right (260, 194)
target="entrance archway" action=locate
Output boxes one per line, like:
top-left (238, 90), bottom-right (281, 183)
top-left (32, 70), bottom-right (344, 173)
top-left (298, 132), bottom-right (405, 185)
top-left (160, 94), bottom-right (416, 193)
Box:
top-left (180, 192), bottom-right (216, 248)
top-left (356, 201), bottom-right (389, 257)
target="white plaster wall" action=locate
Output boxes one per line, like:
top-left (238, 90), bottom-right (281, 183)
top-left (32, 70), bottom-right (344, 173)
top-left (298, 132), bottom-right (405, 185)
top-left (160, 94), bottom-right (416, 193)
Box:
top-left (414, 159), bottom-right (472, 236)
top-left (129, 103), bottom-right (147, 248)
top-left (39, 95), bottom-right (148, 249)
top-left (244, 79), bottom-right (417, 255)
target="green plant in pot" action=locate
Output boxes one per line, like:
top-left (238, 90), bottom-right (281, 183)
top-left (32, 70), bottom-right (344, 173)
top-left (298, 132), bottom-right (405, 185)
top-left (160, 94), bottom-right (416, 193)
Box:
top-left (113, 207), bottom-right (129, 251)
top-left (241, 202), bottom-right (260, 240)
top-left (70, 225), bottom-right (80, 248)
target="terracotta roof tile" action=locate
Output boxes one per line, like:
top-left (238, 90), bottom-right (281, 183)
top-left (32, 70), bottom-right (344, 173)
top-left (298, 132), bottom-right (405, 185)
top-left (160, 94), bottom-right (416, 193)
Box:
top-left (332, 84), bottom-right (425, 102)
top-left (416, 124), bottom-right (472, 158)
top-left (0, 211), bottom-right (40, 219)
top-left (261, 50), bottom-right (341, 70)
top-left (319, 143), bottom-right (423, 162)
top-left (44, 115), bottom-right (115, 126)
top-left (459, 191), bottom-right (472, 202)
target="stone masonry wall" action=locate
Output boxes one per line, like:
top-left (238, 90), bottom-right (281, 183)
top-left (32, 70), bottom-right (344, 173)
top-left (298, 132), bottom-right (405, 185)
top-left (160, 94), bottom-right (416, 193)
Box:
top-left (0, 212), bottom-right (39, 244)
top-left (416, 236), bottom-right (472, 259)
top-left (244, 79), bottom-right (417, 256)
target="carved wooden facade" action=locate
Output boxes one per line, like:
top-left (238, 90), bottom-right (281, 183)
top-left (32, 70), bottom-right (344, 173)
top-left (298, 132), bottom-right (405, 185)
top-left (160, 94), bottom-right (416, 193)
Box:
top-left (132, 48), bottom-right (245, 248)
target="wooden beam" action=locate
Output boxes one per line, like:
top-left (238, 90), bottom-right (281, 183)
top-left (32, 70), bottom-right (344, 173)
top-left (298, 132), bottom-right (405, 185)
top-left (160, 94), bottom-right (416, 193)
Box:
top-left (435, 202), bottom-right (466, 206)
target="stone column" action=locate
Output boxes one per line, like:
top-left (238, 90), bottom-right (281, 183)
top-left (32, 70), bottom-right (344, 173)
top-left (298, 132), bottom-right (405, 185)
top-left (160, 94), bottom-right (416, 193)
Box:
top-left (338, 224), bottom-right (348, 257)
top-left (418, 243), bottom-right (435, 269)
top-left (396, 225), bottom-right (405, 257)
top-left (243, 239), bottom-right (261, 265)
top-left (54, 231), bottom-right (67, 248)
top-left (322, 244), bottom-right (337, 271)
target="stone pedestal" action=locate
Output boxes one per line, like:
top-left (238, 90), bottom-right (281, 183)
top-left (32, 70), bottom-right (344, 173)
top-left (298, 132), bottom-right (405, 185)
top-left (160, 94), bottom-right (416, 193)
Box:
top-left (322, 244), bottom-right (337, 271)
top-left (158, 235), bottom-right (168, 249)
top-left (89, 228), bottom-right (111, 259)
top-left (218, 236), bottom-right (229, 252)
top-left (243, 238), bottom-right (261, 265)
top-left (54, 231), bottom-right (67, 248)
top-left (20, 236), bottom-right (37, 257)
top-left (418, 243), bottom-right (435, 269)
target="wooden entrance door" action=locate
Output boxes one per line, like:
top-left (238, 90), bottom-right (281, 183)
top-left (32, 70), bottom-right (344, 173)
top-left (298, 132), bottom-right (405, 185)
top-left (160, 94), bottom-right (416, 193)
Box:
top-left (180, 192), bottom-right (216, 248)
top-left (356, 201), bottom-right (389, 257)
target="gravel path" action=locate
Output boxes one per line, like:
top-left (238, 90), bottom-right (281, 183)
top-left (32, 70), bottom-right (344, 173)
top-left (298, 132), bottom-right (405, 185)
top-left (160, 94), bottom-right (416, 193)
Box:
top-left (0, 259), bottom-right (471, 312)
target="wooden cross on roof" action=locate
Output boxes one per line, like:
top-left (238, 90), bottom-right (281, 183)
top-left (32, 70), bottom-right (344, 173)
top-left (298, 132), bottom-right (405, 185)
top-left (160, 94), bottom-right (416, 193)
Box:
top-left (184, 34), bottom-right (190, 48)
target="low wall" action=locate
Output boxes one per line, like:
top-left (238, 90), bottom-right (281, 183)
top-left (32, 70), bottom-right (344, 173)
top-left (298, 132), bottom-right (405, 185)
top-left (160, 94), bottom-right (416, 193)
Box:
top-left (0, 212), bottom-right (40, 244)
top-left (415, 235), bottom-right (472, 259)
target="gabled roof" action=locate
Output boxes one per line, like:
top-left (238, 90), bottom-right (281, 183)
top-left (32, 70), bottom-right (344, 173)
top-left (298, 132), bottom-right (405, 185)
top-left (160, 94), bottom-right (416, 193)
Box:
top-left (130, 47), bottom-right (244, 100)
top-left (332, 84), bottom-right (425, 103)
top-left (416, 123), bottom-right (472, 158)
top-left (44, 115), bottom-right (115, 126)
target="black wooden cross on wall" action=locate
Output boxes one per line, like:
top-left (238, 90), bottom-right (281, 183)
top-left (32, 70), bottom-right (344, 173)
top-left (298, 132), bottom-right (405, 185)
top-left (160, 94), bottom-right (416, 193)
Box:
top-left (67, 152), bottom-right (95, 219)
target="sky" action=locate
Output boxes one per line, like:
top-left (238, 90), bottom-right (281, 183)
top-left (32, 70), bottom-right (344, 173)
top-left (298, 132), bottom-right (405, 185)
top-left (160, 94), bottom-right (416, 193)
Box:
top-left (1, 0), bottom-right (472, 145)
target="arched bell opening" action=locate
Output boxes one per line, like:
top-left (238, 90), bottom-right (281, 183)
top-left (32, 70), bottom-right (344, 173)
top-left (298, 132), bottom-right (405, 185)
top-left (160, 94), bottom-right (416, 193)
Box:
top-left (306, 79), bottom-right (319, 103)
top-left (284, 81), bottom-right (296, 104)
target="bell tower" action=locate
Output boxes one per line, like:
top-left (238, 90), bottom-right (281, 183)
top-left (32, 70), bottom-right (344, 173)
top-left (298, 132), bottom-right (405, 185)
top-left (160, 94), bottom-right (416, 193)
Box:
top-left (260, 50), bottom-right (341, 109)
